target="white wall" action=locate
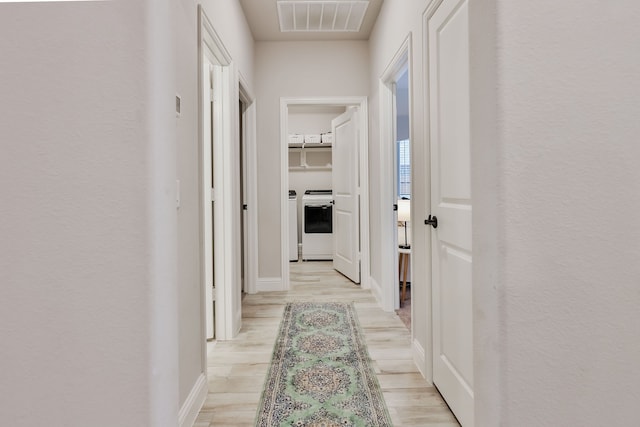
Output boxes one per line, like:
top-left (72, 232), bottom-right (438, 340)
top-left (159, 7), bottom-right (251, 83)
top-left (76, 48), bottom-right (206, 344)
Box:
top-left (255, 41), bottom-right (369, 279)
top-left (396, 69), bottom-right (410, 141)
top-left (0, 2), bottom-right (177, 425)
top-left (288, 106), bottom-right (344, 135)
top-left (472, 0), bottom-right (640, 425)
top-left (173, 0), bottom-right (203, 412)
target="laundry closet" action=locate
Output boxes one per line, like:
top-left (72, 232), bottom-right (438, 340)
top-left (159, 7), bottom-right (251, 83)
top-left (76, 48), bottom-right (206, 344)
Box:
top-left (287, 105), bottom-right (346, 262)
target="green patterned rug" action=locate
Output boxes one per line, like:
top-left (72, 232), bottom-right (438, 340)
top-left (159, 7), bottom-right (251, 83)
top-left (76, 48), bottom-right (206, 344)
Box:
top-left (255, 302), bottom-right (393, 427)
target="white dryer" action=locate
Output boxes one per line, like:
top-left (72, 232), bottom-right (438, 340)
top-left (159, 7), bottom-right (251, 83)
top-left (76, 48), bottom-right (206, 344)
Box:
top-left (301, 190), bottom-right (333, 261)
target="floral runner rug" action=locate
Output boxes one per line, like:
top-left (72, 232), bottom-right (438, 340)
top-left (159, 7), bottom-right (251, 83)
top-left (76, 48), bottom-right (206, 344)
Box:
top-left (255, 302), bottom-right (393, 426)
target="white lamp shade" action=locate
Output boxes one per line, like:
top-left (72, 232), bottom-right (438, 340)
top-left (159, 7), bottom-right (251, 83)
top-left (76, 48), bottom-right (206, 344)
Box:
top-left (397, 199), bottom-right (410, 222)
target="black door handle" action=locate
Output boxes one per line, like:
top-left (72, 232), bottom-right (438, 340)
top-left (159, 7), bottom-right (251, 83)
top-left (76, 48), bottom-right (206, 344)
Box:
top-left (425, 215), bottom-right (438, 228)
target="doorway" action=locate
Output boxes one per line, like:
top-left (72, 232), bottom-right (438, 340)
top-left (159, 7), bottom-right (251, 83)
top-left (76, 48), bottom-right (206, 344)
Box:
top-left (287, 104), bottom-right (342, 266)
top-left (239, 99), bottom-right (245, 294)
top-left (238, 75), bottom-right (258, 296)
top-left (379, 35), bottom-right (412, 314)
top-left (198, 6), bottom-right (246, 348)
top-left (280, 97), bottom-right (370, 291)
top-left (200, 23), bottom-right (233, 342)
top-left (201, 55), bottom-right (216, 342)
top-left (394, 66), bottom-right (412, 329)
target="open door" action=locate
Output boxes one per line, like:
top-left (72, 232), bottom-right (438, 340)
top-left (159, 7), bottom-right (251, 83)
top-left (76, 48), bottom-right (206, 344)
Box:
top-left (199, 5), bottom-right (240, 340)
top-left (428, 0), bottom-right (474, 425)
top-left (203, 60), bottom-right (215, 340)
top-left (332, 108), bottom-right (360, 283)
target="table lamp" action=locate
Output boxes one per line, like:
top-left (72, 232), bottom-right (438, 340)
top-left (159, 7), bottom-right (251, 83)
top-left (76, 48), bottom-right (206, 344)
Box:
top-left (397, 198), bottom-right (410, 248)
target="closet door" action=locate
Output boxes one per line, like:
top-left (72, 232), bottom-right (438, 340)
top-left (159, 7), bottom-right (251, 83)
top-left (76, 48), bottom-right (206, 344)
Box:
top-left (428, 0), bottom-right (474, 425)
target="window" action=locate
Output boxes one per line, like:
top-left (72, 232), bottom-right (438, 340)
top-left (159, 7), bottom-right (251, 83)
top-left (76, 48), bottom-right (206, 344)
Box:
top-left (397, 138), bottom-right (411, 199)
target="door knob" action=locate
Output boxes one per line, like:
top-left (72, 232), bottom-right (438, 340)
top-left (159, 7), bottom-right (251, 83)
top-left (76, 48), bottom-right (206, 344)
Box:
top-left (425, 215), bottom-right (438, 228)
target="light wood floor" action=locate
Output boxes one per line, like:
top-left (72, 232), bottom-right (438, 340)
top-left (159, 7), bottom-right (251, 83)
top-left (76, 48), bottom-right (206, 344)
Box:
top-left (195, 261), bottom-right (459, 426)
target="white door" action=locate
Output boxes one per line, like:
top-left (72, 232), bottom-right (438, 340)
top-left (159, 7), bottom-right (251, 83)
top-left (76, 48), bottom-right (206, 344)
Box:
top-left (332, 108), bottom-right (360, 283)
top-left (428, 0), bottom-right (473, 425)
top-left (203, 61), bottom-right (215, 340)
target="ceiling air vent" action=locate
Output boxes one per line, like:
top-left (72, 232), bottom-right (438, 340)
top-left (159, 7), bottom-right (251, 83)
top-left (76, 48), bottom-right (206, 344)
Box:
top-left (277, 1), bottom-right (369, 32)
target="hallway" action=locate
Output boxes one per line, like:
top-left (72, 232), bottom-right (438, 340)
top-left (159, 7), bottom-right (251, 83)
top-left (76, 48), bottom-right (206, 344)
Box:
top-left (195, 261), bottom-right (459, 426)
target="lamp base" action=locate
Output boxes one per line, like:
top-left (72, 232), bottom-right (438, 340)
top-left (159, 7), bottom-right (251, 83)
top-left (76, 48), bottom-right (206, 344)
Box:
top-left (400, 221), bottom-right (409, 249)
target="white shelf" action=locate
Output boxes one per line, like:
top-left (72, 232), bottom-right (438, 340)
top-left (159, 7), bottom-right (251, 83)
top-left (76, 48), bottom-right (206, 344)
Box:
top-left (289, 165), bottom-right (332, 171)
top-left (288, 142), bottom-right (332, 170)
top-left (288, 142), bottom-right (332, 149)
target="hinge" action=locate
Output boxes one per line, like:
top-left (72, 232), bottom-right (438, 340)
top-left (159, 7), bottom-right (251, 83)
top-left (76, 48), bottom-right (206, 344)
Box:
top-left (210, 188), bottom-right (216, 202)
top-left (210, 89), bottom-right (215, 99)
top-left (211, 286), bottom-right (216, 301)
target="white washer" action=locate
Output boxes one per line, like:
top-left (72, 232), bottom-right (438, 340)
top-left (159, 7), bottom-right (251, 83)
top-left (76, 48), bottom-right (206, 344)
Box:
top-left (301, 190), bottom-right (333, 261)
top-left (288, 190), bottom-right (298, 261)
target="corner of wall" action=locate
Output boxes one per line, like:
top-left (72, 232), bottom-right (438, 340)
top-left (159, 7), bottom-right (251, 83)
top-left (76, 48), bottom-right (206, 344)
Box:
top-left (468, 0), bottom-right (503, 424)
top-left (148, 1), bottom-right (181, 426)
top-left (178, 373), bottom-right (208, 427)
top-left (368, 277), bottom-right (388, 312)
top-left (412, 338), bottom-right (431, 384)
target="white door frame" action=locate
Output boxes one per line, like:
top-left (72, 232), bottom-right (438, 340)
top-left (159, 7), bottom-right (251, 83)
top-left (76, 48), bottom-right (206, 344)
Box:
top-left (280, 96), bottom-right (370, 291)
top-left (198, 6), bottom-right (239, 348)
top-left (379, 34), bottom-right (412, 313)
top-left (239, 73), bottom-right (258, 295)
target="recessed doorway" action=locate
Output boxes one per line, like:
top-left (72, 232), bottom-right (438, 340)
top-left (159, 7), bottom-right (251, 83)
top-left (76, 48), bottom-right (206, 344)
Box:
top-left (394, 66), bottom-right (412, 329)
top-left (379, 34), bottom-right (413, 316)
top-left (279, 97), bottom-right (370, 291)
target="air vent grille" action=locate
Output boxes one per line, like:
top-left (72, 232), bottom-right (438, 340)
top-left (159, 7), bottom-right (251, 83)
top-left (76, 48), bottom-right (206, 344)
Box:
top-left (277, 1), bottom-right (369, 32)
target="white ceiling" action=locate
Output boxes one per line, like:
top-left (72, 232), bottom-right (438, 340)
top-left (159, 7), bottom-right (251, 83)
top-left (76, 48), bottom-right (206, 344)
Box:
top-left (239, 0), bottom-right (384, 41)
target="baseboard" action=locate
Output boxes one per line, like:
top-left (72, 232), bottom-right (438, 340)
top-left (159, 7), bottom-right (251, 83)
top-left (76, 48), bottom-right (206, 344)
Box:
top-left (234, 309), bottom-right (242, 337)
top-left (412, 338), bottom-right (433, 385)
top-left (256, 277), bottom-right (283, 292)
top-left (369, 277), bottom-right (384, 308)
top-left (178, 373), bottom-right (208, 427)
